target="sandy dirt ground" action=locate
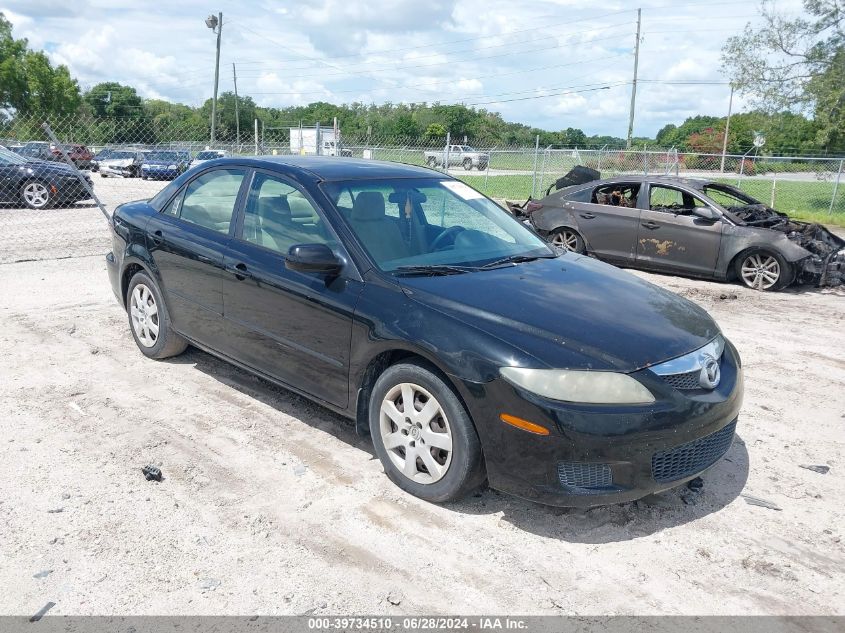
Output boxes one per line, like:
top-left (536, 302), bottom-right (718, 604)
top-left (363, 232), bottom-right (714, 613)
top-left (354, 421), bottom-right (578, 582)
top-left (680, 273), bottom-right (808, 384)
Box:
top-left (0, 204), bottom-right (843, 616)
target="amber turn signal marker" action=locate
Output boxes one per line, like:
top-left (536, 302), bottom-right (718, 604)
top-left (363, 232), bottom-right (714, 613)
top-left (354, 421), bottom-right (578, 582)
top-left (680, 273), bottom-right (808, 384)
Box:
top-left (499, 413), bottom-right (550, 436)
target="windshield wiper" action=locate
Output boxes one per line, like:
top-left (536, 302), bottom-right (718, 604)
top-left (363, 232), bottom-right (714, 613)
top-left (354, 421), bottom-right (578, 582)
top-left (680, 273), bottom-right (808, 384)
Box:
top-left (393, 264), bottom-right (478, 276)
top-left (479, 253), bottom-right (559, 269)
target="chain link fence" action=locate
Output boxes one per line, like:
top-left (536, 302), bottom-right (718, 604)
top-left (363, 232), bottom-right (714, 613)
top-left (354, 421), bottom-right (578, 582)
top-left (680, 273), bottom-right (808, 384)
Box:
top-left (1, 115), bottom-right (843, 263)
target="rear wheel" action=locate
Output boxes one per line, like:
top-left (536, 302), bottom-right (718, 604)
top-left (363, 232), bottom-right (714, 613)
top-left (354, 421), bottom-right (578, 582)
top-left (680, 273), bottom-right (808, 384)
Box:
top-left (126, 272), bottom-right (188, 359)
top-left (550, 228), bottom-right (586, 254)
top-left (735, 250), bottom-right (791, 291)
top-left (21, 181), bottom-right (53, 210)
top-left (369, 362), bottom-right (484, 503)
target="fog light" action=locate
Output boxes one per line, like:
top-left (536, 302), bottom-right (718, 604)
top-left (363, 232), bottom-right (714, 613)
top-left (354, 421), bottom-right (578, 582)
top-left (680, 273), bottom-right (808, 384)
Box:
top-left (500, 414), bottom-right (549, 435)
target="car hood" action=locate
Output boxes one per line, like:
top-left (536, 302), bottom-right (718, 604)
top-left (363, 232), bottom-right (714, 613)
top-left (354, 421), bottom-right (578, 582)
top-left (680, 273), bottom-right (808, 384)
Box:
top-left (397, 254), bottom-right (720, 372)
top-left (103, 159), bottom-right (133, 167)
top-left (22, 160), bottom-right (78, 176)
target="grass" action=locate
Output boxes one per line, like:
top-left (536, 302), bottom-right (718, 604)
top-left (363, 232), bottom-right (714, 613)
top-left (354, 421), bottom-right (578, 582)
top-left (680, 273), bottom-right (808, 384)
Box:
top-left (457, 174), bottom-right (845, 227)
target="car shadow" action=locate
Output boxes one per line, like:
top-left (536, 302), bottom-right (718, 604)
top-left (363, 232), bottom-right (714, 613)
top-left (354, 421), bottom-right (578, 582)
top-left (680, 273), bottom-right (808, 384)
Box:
top-left (165, 346), bottom-right (375, 456)
top-left (168, 346), bottom-right (749, 544)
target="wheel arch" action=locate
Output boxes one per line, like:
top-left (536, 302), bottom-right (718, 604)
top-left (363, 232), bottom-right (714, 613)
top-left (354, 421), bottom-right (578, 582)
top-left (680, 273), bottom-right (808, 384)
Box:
top-left (353, 347), bottom-right (478, 441)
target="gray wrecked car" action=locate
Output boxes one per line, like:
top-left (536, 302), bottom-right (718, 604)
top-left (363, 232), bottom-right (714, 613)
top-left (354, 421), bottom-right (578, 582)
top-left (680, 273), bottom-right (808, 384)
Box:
top-left (509, 169), bottom-right (845, 291)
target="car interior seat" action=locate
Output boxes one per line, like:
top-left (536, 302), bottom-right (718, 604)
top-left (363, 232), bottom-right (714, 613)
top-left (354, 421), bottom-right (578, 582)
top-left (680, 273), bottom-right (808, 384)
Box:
top-left (350, 191), bottom-right (409, 263)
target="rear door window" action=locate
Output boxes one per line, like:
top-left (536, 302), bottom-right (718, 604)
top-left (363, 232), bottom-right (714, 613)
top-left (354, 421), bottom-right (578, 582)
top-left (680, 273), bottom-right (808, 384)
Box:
top-left (178, 168), bottom-right (246, 233)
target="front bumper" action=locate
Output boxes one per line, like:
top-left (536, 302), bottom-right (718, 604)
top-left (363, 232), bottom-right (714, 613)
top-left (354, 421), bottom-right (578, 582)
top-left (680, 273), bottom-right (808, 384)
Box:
top-left (101, 165), bottom-right (135, 177)
top-left (457, 340), bottom-right (744, 507)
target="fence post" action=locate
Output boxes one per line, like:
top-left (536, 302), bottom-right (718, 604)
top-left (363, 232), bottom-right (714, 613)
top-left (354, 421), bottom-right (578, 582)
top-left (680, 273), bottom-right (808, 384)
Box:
top-left (531, 134), bottom-right (540, 198)
top-left (254, 119), bottom-right (258, 155)
top-left (315, 122), bottom-right (321, 156)
top-left (484, 146), bottom-right (494, 191)
top-left (830, 159), bottom-right (844, 216)
top-left (770, 171), bottom-right (777, 208)
top-left (444, 132), bottom-right (450, 172)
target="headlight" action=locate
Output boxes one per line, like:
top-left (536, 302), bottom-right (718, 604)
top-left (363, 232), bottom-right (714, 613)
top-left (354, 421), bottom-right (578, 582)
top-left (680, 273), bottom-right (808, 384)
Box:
top-left (499, 367), bottom-right (655, 404)
top-left (167, 164), bottom-right (177, 169)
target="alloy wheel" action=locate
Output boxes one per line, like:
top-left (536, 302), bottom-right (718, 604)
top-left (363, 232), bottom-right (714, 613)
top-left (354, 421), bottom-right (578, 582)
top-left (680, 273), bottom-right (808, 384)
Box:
top-left (552, 229), bottom-right (580, 252)
top-left (740, 253), bottom-right (780, 290)
top-left (129, 283), bottom-right (160, 348)
top-left (379, 382), bottom-right (453, 484)
top-left (22, 182), bottom-right (50, 209)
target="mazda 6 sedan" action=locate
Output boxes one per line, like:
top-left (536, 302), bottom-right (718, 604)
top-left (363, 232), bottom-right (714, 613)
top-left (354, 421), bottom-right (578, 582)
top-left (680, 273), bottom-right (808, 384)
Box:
top-left (107, 157), bottom-right (743, 507)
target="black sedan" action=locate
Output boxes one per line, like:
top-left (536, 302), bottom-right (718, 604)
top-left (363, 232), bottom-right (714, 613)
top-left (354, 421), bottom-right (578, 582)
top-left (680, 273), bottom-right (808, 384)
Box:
top-left (107, 157), bottom-right (743, 507)
top-left (0, 147), bottom-right (93, 209)
top-left (520, 172), bottom-right (845, 290)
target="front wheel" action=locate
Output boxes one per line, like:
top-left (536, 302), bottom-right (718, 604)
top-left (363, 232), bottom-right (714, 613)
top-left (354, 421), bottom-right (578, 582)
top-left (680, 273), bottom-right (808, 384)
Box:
top-left (550, 228), bottom-right (586, 254)
top-left (21, 181), bottom-right (53, 210)
top-left (126, 272), bottom-right (188, 359)
top-left (426, 156), bottom-right (437, 167)
top-left (735, 250), bottom-right (791, 291)
top-left (369, 362), bottom-right (485, 503)
top-left (462, 158), bottom-right (473, 171)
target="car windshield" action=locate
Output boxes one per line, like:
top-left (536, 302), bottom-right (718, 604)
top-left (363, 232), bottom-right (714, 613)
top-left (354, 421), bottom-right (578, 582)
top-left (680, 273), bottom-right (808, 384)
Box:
top-left (110, 151), bottom-right (136, 159)
top-left (96, 149), bottom-right (115, 159)
top-left (321, 177), bottom-right (552, 272)
top-left (146, 152), bottom-right (179, 161)
top-left (196, 151), bottom-right (221, 160)
top-left (0, 148), bottom-right (27, 165)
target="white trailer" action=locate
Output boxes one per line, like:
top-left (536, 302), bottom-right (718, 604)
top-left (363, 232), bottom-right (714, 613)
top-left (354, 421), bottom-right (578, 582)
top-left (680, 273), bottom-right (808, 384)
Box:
top-left (289, 128), bottom-right (351, 157)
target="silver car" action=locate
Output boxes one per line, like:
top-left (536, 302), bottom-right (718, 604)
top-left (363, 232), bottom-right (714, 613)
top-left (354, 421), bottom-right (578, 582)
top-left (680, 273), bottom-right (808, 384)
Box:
top-left (525, 174), bottom-right (844, 291)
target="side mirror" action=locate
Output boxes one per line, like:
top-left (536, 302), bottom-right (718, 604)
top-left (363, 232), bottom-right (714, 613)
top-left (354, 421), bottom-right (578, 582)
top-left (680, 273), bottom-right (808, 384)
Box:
top-left (285, 243), bottom-right (343, 275)
top-left (693, 206), bottom-right (720, 221)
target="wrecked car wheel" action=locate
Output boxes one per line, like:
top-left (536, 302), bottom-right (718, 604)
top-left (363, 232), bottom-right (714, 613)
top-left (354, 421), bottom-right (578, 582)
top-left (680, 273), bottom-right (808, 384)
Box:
top-left (369, 362), bottom-right (484, 503)
top-left (736, 251), bottom-right (791, 291)
top-left (550, 228), bottom-right (585, 254)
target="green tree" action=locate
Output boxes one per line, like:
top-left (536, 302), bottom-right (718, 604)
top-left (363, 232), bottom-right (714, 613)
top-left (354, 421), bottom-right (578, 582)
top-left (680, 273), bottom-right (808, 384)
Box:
top-left (424, 123), bottom-right (447, 139)
top-left (84, 82), bottom-right (143, 118)
top-left (721, 0), bottom-right (845, 150)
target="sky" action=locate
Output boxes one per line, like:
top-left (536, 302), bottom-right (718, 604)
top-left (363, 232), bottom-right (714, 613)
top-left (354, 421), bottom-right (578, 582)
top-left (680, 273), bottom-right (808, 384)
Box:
top-left (1, 0), bottom-right (806, 137)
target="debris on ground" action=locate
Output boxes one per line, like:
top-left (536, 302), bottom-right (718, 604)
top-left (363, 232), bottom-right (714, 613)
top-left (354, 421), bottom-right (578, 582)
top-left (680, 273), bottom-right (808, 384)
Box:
top-left (799, 464), bottom-right (830, 474)
top-left (198, 578), bottom-right (221, 592)
top-left (741, 494), bottom-right (783, 511)
top-left (387, 591), bottom-right (404, 606)
top-left (33, 570), bottom-right (53, 579)
top-left (687, 477), bottom-right (704, 491)
top-left (29, 602), bottom-right (56, 622)
top-left (293, 464), bottom-right (307, 477)
top-left (141, 465), bottom-right (162, 482)
top-left (46, 507), bottom-right (63, 514)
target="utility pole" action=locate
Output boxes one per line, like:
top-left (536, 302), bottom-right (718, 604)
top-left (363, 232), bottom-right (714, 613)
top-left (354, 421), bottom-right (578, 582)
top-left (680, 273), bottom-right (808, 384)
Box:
top-left (720, 84), bottom-right (735, 173)
top-left (626, 8), bottom-right (642, 149)
top-left (205, 12), bottom-right (223, 145)
top-left (232, 62), bottom-right (240, 152)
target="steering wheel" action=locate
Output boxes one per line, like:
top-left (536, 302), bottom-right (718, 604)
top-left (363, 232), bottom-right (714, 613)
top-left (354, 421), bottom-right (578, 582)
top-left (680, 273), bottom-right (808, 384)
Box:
top-left (431, 226), bottom-right (466, 251)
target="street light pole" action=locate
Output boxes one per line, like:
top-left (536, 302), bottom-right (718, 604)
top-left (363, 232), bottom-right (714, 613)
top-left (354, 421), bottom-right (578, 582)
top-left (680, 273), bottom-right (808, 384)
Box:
top-left (206, 12), bottom-right (223, 145)
top-left (720, 84), bottom-right (734, 173)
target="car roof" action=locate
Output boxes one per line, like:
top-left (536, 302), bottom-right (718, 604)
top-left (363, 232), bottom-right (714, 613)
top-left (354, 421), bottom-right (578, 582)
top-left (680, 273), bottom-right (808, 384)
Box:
top-left (206, 155), bottom-right (439, 181)
top-left (564, 174), bottom-right (716, 191)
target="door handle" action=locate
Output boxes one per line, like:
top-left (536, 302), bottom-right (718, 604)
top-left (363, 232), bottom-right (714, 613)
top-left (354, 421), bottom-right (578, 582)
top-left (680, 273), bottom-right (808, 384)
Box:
top-left (579, 213), bottom-right (596, 219)
top-left (151, 229), bottom-right (163, 245)
top-left (232, 262), bottom-right (249, 281)
top-left (641, 221), bottom-right (660, 230)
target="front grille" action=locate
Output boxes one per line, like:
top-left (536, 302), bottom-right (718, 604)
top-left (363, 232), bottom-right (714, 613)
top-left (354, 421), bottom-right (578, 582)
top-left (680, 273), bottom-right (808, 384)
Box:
top-left (558, 462), bottom-right (613, 489)
top-left (661, 369), bottom-right (702, 390)
top-left (651, 421), bottom-right (736, 483)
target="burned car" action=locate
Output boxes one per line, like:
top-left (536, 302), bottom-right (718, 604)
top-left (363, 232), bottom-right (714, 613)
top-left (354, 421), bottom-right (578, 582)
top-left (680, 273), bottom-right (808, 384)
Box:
top-left (512, 171), bottom-right (844, 291)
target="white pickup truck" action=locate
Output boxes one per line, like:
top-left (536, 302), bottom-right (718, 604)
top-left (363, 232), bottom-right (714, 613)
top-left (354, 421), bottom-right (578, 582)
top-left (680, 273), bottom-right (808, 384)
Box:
top-left (424, 145), bottom-right (489, 171)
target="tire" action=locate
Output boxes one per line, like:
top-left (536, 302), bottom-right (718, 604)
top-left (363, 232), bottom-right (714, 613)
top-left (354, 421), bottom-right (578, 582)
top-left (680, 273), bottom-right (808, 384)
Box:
top-left (477, 163), bottom-right (487, 171)
top-left (735, 250), bottom-right (792, 291)
top-left (126, 272), bottom-right (188, 359)
top-left (462, 158), bottom-right (473, 171)
top-left (426, 156), bottom-right (437, 167)
top-left (550, 227), bottom-right (586, 254)
top-left (369, 362), bottom-right (485, 503)
top-left (21, 181), bottom-right (53, 210)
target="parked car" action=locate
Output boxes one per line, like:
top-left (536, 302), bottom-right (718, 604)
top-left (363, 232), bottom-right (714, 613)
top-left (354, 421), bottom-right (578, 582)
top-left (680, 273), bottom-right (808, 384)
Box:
top-left (106, 156), bottom-right (742, 507)
top-left (91, 148), bottom-right (117, 172)
top-left (17, 141), bottom-right (55, 162)
top-left (189, 149), bottom-right (229, 170)
top-left (51, 143), bottom-right (94, 169)
top-left (100, 150), bottom-right (147, 178)
top-left (520, 172), bottom-right (845, 290)
top-left (0, 147), bottom-right (93, 209)
top-left (424, 145), bottom-right (489, 171)
top-left (141, 150), bottom-right (192, 180)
